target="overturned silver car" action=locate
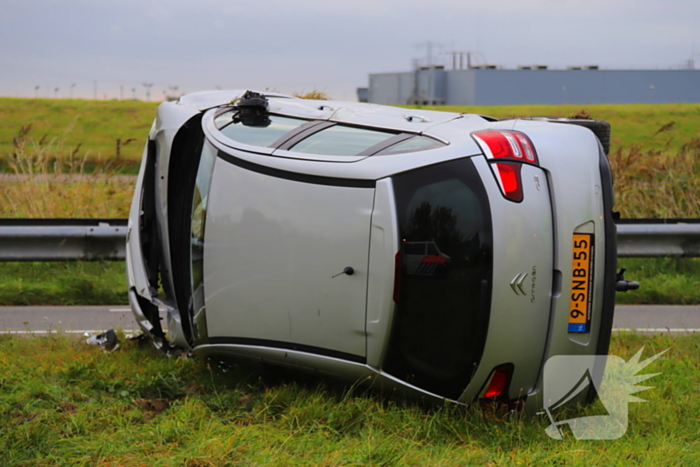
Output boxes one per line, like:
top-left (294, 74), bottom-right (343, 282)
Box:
top-left (127, 90), bottom-right (625, 411)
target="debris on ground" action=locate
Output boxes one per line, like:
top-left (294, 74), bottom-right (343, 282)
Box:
top-left (85, 329), bottom-right (119, 351)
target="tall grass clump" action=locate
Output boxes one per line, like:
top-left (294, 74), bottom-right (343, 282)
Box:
top-left (292, 90), bottom-right (330, 100)
top-left (1, 122), bottom-right (133, 218)
top-left (609, 130), bottom-right (700, 218)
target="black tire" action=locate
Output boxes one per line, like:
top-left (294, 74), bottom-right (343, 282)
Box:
top-left (502, 116), bottom-right (612, 155)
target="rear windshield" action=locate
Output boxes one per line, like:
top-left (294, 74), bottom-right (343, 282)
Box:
top-left (383, 157), bottom-right (493, 399)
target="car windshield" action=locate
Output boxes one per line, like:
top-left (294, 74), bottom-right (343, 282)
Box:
top-left (384, 157), bottom-right (493, 399)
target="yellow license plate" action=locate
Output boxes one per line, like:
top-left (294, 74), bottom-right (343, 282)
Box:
top-left (569, 233), bottom-right (594, 333)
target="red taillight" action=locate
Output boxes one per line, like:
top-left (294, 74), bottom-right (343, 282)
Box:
top-left (472, 130), bottom-right (538, 164)
top-left (484, 370), bottom-right (509, 398)
top-left (493, 162), bottom-right (523, 201)
top-left (481, 365), bottom-right (513, 400)
top-left (472, 130), bottom-right (538, 203)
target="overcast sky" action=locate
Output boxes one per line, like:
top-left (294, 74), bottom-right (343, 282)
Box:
top-left (2, 0), bottom-right (699, 101)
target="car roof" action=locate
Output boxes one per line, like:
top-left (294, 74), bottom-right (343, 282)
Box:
top-left (173, 90), bottom-right (495, 181)
top-left (177, 89), bottom-right (466, 133)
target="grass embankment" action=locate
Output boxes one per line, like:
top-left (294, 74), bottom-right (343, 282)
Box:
top-left (3, 99), bottom-right (699, 159)
top-left (0, 332), bottom-right (696, 466)
top-left (0, 121), bottom-right (133, 218)
top-left (0, 99), bottom-right (698, 305)
top-left (0, 97), bottom-right (157, 172)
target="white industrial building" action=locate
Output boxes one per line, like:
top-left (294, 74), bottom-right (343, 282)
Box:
top-left (359, 65), bottom-right (700, 105)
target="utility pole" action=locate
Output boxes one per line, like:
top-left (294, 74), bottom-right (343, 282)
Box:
top-left (142, 83), bottom-right (154, 101)
top-left (70, 83), bottom-right (76, 99)
top-left (414, 41), bottom-right (445, 67)
top-left (688, 54), bottom-right (700, 70)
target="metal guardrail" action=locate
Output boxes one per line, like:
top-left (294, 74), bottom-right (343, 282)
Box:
top-left (0, 219), bottom-right (127, 261)
top-left (0, 218), bottom-right (698, 261)
top-left (616, 218), bottom-right (700, 258)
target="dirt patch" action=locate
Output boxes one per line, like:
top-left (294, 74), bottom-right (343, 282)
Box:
top-left (57, 402), bottom-right (78, 414)
top-left (134, 398), bottom-right (170, 415)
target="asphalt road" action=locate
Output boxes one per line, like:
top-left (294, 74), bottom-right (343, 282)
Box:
top-left (0, 305), bottom-right (150, 335)
top-left (0, 305), bottom-right (699, 336)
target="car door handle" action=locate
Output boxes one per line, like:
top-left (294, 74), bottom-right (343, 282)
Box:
top-left (332, 267), bottom-right (354, 278)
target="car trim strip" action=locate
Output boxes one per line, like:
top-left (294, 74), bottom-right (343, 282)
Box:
top-left (356, 133), bottom-right (415, 157)
top-left (216, 150), bottom-right (376, 188)
top-left (206, 336), bottom-right (367, 364)
top-left (273, 120), bottom-right (337, 150)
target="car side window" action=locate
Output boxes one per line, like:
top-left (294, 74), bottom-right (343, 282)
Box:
top-left (215, 112), bottom-right (307, 147)
top-left (289, 125), bottom-right (395, 156)
top-left (213, 110), bottom-right (445, 157)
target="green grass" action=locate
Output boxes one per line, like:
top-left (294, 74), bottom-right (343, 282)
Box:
top-left (616, 258), bottom-right (700, 305)
top-left (0, 117), bottom-right (134, 218)
top-left (0, 262), bottom-right (127, 306)
top-left (0, 97), bottom-right (158, 171)
top-left (2, 98), bottom-right (699, 169)
top-left (0, 332), bottom-right (697, 466)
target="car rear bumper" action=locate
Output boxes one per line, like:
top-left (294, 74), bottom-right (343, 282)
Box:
top-left (525, 144), bottom-right (617, 413)
top-left (459, 120), bottom-right (617, 411)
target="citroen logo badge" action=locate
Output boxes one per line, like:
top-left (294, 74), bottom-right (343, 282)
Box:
top-left (510, 273), bottom-right (528, 296)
